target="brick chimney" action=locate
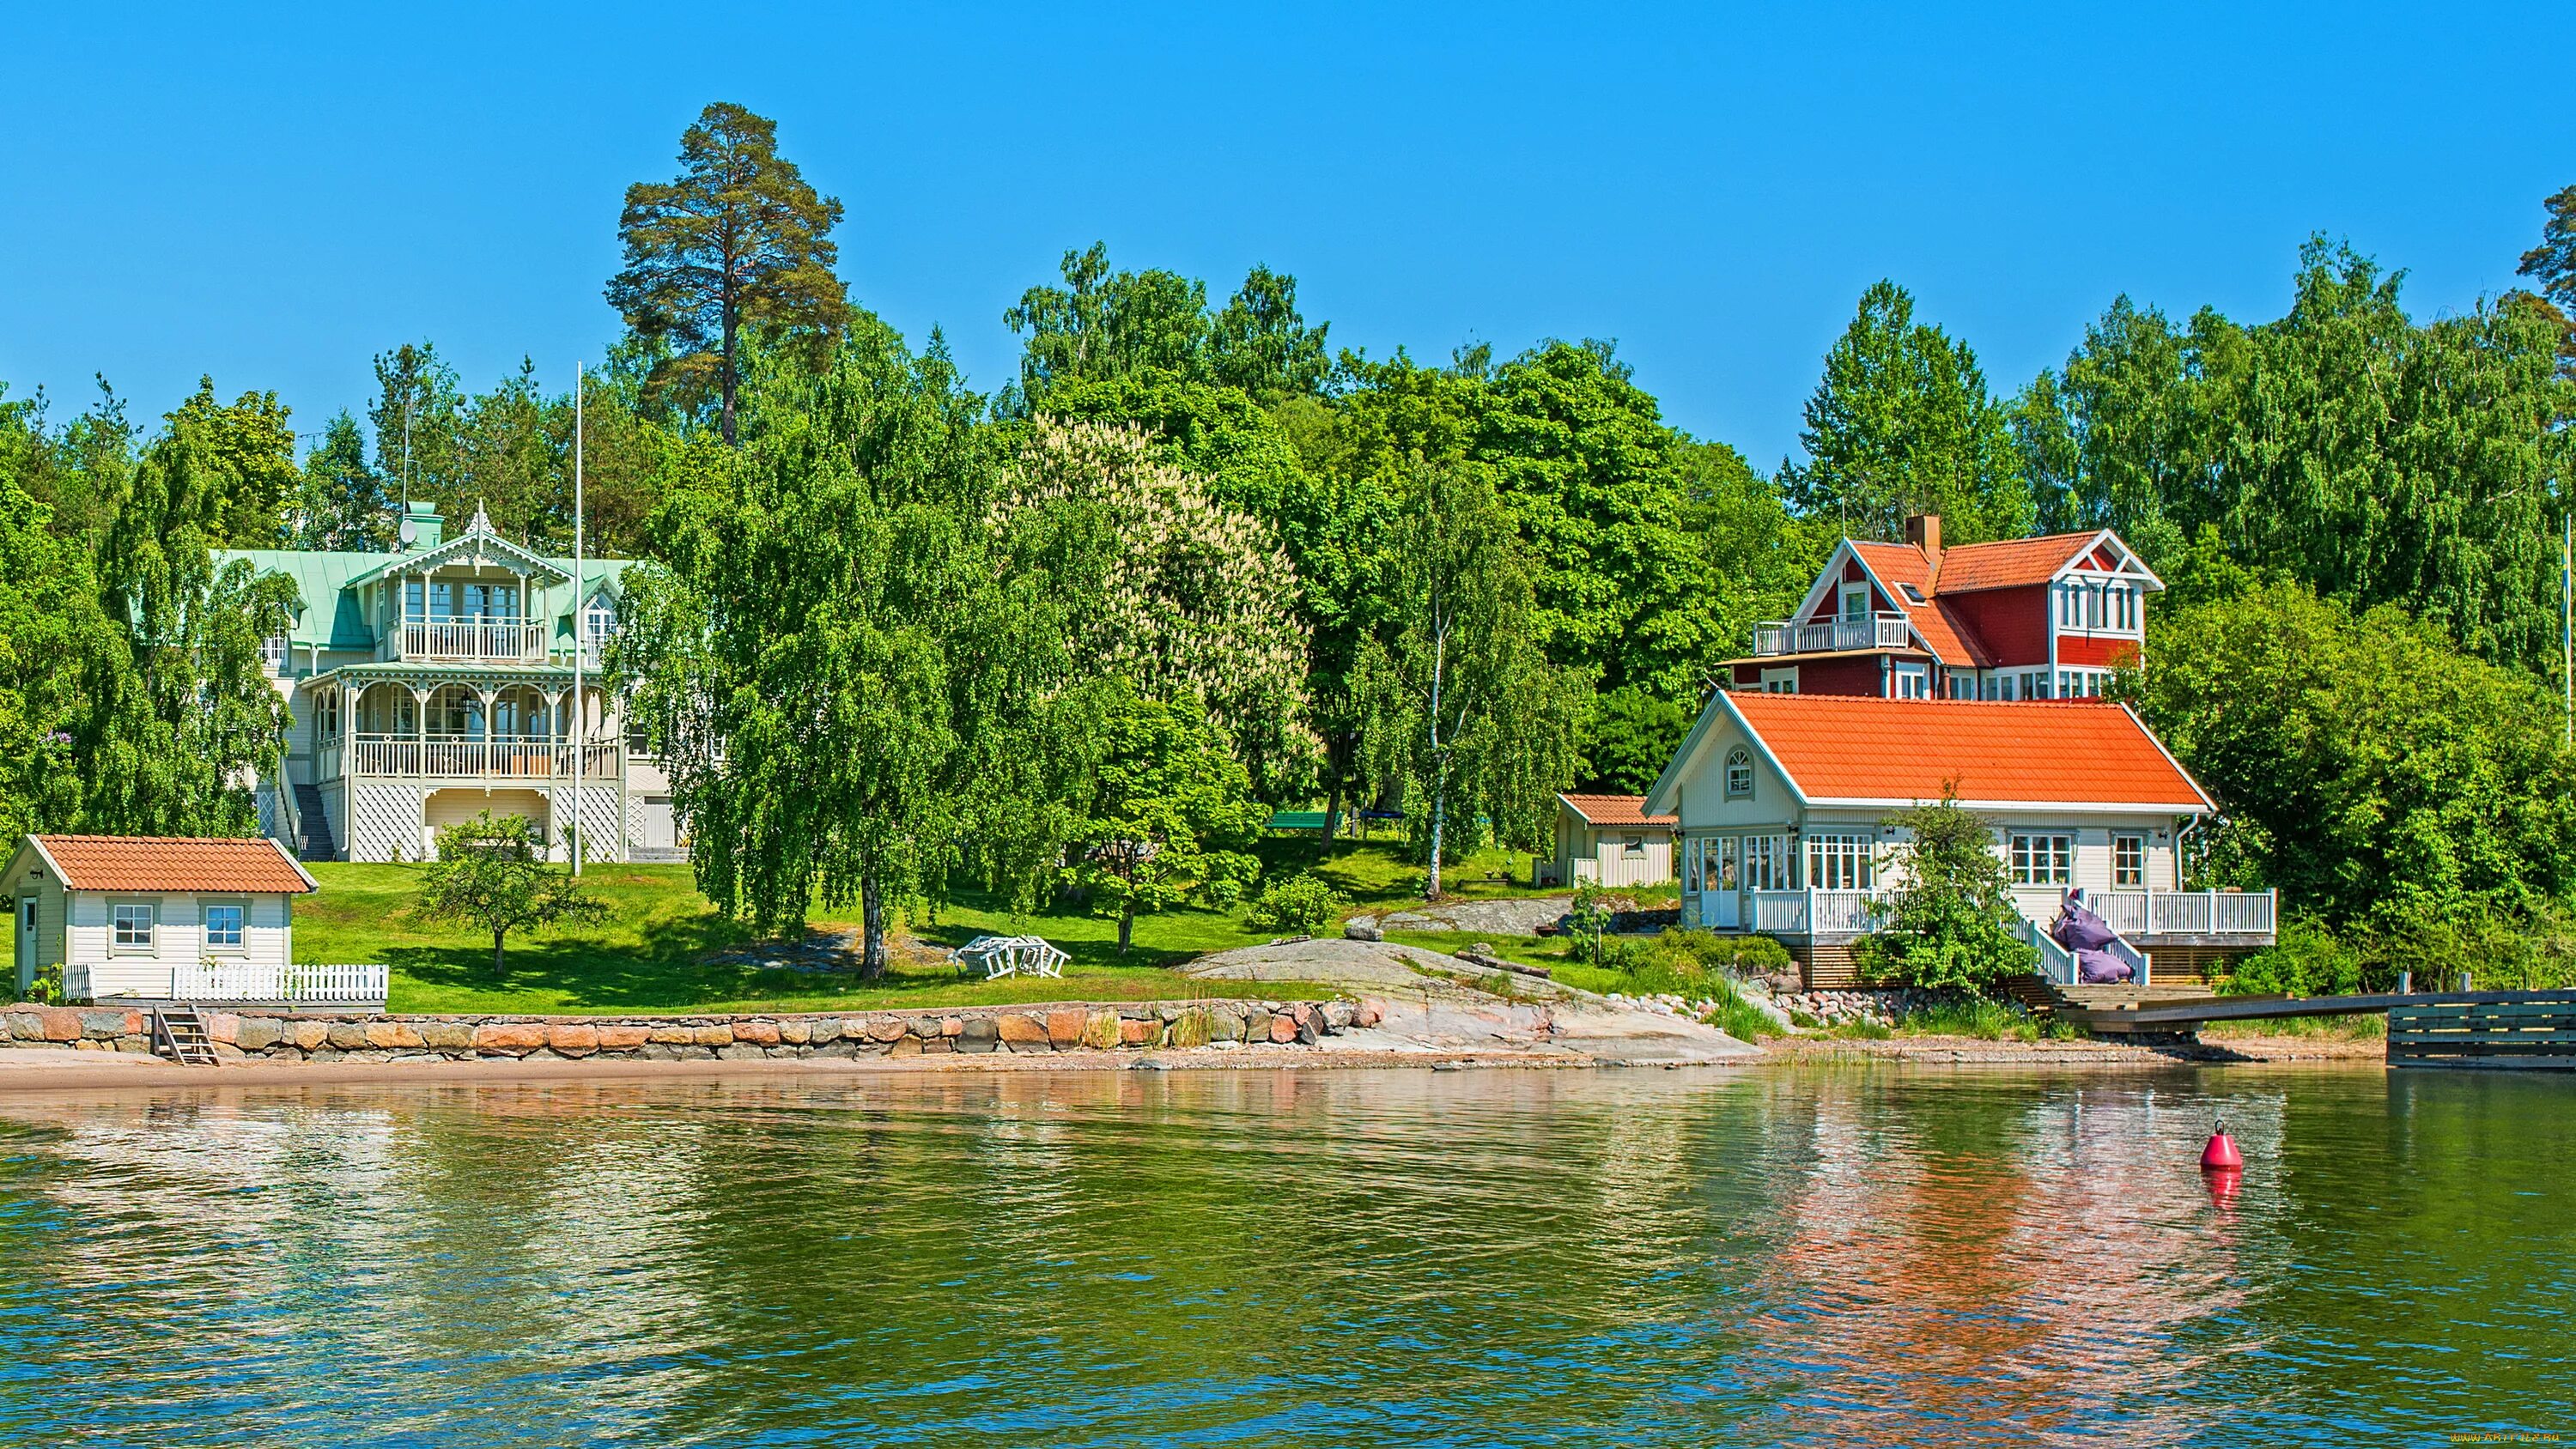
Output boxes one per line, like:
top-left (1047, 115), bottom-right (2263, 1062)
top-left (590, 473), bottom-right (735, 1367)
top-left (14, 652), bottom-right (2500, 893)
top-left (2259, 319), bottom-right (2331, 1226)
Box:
top-left (1904, 512), bottom-right (1942, 570)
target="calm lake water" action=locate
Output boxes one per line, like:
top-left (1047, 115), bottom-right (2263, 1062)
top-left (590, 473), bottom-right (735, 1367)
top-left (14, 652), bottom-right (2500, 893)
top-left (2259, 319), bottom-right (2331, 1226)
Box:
top-left (0, 1064), bottom-right (2567, 1447)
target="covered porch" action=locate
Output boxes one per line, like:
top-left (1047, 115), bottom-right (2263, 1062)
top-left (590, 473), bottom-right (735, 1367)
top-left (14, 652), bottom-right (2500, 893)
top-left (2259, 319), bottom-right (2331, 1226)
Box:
top-left (312, 673), bottom-right (623, 784)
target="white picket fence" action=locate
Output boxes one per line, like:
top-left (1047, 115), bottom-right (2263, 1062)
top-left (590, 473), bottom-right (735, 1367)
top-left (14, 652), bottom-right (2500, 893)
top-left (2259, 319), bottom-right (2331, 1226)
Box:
top-left (169, 962), bottom-right (389, 1005)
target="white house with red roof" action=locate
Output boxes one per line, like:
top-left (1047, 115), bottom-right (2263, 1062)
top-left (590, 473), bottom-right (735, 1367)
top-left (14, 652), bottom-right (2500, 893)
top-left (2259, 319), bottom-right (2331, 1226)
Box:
top-left (8, 835), bottom-right (385, 1007)
top-left (1643, 692), bottom-right (2275, 989)
top-left (1724, 514), bottom-right (2161, 701)
top-left (1540, 794), bottom-right (1678, 888)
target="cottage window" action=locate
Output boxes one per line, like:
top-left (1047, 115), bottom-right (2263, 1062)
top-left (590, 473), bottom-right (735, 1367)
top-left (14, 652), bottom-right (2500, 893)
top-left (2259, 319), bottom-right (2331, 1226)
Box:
top-left (1807, 834), bottom-right (1874, 891)
top-left (2010, 834), bottom-right (2074, 887)
top-left (112, 901), bottom-right (156, 952)
top-left (205, 902), bottom-right (246, 951)
top-left (1741, 835), bottom-right (1789, 891)
top-left (1724, 747), bottom-right (1753, 798)
top-left (2113, 834), bottom-right (2146, 888)
top-left (1622, 834), bottom-right (1646, 859)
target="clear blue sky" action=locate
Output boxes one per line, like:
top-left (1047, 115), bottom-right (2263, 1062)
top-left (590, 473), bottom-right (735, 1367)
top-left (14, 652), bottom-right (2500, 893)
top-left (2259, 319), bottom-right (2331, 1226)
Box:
top-left (3, 1), bottom-right (2567, 469)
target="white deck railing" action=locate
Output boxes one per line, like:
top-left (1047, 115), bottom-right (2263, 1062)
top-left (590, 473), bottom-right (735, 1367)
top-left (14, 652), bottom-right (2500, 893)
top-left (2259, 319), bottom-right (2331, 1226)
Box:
top-left (1753, 613), bottom-right (1912, 657)
top-left (2091, 889), bottom-right (2275, 937)
top-left (343, 735), bottom-right (621, 780)
top-left (387, 618), bottom-right (551, 664)
top-left (169, 962), bottom-right (389, 1005)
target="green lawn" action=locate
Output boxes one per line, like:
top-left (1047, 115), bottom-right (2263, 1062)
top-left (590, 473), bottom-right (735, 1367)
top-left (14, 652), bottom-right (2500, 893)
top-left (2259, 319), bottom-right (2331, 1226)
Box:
top-left (300, 837), bottom-right (1557, 1016)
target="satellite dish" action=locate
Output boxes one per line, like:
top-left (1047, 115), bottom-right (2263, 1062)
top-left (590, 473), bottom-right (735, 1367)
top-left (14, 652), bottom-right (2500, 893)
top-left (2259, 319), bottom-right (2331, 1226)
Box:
top-left (397, 518), bottom-right (418, 546)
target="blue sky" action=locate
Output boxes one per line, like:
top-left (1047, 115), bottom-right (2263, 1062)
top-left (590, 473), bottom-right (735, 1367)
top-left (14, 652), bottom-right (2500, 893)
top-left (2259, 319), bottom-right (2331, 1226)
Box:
top-left (3, 2), bottom-right (2567, 469)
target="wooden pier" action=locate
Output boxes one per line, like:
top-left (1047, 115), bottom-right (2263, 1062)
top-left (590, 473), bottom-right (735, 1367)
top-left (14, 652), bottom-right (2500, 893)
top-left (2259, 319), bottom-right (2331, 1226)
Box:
top-left (2386, 993), bottom-right (2576, 1071)
top-left (2050, 987), bottom-right (2576, 1070)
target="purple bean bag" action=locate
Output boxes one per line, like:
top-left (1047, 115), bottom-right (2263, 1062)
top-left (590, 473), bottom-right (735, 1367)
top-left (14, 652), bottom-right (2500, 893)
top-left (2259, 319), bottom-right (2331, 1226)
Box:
top-left (2052, 901), bottom-right (2134, 984)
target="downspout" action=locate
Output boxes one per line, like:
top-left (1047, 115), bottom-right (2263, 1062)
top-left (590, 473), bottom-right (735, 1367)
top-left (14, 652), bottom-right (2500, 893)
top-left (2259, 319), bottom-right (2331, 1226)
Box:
top-left (2175, 814), bottom-right (2200, 893)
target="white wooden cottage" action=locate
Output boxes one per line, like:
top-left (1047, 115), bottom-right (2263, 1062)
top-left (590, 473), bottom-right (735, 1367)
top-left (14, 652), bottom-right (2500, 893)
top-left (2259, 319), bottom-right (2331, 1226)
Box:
top-left (7, 834), bottom-right (379, 1005)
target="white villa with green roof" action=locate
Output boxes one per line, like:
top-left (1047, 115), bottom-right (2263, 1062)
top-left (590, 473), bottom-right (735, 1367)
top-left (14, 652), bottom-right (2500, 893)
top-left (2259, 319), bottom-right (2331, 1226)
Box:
top-left (222, 502), bottom-right (677, 864)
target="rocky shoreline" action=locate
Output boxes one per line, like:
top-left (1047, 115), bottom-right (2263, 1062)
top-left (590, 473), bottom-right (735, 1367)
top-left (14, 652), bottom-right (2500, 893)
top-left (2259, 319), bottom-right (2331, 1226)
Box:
top-left (0, 998), bottom-right (1373, 1065)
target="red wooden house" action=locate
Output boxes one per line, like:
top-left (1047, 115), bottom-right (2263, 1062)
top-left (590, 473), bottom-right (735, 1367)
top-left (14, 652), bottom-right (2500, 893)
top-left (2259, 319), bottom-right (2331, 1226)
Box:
top-left (1723, 514), bottom-right (2162, 701)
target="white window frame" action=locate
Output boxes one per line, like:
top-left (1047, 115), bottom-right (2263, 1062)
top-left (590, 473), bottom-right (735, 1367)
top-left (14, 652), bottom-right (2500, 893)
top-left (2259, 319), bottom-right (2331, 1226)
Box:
top-left (1806, 834), bottom-right (1875, 891)
top-left (1723, 746), bottom-right (1754, 799)
top-left (111, 900), bottom-right (158, 954)
top-left (1742, 835), bottom-right (1790, 892)
top-left (1891, 664), bottom-right (1930, 700)
top-left (1840, 586), bottom-right (1869, 621)
top-left (2112, 833), bottom-right (2146, 889)
top-left (1759, 668), bottom-right (1798, 694)
top-left (1621, 834), bottom-right (1646, 859)
top-left (204, 899), bottom-right (248, 954)
top-left (2009, 834), bottom-right (2075, 888)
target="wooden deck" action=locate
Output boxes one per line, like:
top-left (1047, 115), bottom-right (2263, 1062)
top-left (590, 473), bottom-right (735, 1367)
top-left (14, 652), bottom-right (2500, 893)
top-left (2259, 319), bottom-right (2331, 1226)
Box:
top-left (2056, 989), bottom-right (2576, 1071)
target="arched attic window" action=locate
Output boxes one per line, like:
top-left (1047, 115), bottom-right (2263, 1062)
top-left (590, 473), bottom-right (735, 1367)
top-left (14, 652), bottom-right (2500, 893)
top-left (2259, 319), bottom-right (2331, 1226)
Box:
top-left (1725, 747), bottom-right (1753, 798)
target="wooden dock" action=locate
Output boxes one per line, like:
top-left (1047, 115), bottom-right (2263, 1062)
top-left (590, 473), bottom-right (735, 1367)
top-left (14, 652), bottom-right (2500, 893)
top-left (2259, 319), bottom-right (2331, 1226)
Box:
top-left (2051, 987), bottom-right (2576, 1070)
top-left (2387, 993), bottom-right (2576, 1071)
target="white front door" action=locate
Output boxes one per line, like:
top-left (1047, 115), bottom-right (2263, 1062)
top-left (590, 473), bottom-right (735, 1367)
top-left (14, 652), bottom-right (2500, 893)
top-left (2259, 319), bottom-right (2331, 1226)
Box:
top-left (1710, 839), bottom-right (1741, 929)
top-left (15, 896), bottom-right (35, 997)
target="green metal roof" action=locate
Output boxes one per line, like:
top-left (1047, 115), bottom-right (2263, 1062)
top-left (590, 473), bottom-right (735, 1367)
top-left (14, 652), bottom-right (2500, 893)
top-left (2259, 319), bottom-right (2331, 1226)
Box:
top-left (216, 546), bottom-right (641, 652)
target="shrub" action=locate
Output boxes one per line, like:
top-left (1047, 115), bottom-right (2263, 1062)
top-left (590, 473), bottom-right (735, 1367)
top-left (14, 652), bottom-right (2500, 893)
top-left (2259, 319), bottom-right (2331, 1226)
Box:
top-left (1852, 789), bottom-right (2037, 993)
top-left (2223, 919), bottom-right (2364, 997)
top-left (1244, 872), bottom-right (1343, 936)
top-left (26, 962), bottom-right (68, 1006)
top-left (1564, 883), bottom-right (1615, 964)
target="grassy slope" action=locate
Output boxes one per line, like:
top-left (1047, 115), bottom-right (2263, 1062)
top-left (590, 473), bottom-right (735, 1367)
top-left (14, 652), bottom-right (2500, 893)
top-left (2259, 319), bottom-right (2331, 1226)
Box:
top-left (300, 837), bottom-right (1554, 1016)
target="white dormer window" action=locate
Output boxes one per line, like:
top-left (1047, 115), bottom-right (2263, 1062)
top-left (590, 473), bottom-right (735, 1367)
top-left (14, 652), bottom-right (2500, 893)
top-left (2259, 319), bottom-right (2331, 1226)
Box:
top-left (583, 593), bottom-right (617, 645)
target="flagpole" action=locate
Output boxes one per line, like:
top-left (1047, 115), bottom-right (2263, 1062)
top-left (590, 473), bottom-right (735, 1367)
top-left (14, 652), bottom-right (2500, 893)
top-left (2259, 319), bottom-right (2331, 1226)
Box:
top-left (573, 360), bottom-right (586, 876)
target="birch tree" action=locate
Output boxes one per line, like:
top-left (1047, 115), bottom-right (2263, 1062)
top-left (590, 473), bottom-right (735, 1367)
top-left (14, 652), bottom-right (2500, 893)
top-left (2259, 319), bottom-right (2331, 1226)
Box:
top-left (1358, 464), bottom-right (1587, 898)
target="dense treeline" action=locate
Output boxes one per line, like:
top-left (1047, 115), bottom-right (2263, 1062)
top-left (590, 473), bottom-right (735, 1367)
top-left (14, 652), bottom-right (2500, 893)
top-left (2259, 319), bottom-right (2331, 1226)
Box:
top-left (3, 101), bottom-right (2572, 975)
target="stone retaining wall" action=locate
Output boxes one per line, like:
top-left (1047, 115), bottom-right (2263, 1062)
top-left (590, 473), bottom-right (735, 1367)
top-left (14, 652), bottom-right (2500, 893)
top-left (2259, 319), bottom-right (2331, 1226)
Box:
top-left (0, 999), bottom-right (1374, 1064)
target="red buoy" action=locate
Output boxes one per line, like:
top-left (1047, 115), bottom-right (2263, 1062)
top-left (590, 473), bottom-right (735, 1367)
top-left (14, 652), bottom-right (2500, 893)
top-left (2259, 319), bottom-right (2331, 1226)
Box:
top-left (2200, 1126), bottom-right (2243, 1172)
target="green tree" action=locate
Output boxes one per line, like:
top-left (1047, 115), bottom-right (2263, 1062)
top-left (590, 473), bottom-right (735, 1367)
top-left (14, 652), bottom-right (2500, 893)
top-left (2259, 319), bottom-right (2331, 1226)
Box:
top-left (1001, 244), bottom-right (1329, 410)
top-left (614, 322), bottom-right (1086, 974)
top-left (293, 410), bottom-right (393, 549)
top-left (1358, 464), bottom-right (1588, 897)
top-left (1577, 686), bottom-right (1693, 795)
top-left (413, 811), bottom-right (607, 978)
top-left (607, 101), bottom-right (848, 445)
top-left (1780, 280), bottom-right (2032, 544)
top-left (165, 379), bottom-right (300, 546)
top-left (1001, 417), bottom-right (1311, 796)
top-left (2517, 184), bottom-right (2576, 313)
top-left (1852, 789), bottom-right (2037, 993)
top-left (1062, 692), bottom-right (1267, 954)
top-left (367, 341), bottom-right (465, 506)
top-left (72, 411), bottom-right (300, 835)
top-left (0, 470), bottom-right (96, 840)
top-left (2128, 580), bottom-right (2576, 940)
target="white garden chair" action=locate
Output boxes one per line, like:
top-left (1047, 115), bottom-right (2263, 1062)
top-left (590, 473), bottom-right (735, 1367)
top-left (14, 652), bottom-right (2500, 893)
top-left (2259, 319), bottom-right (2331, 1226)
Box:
top-left (951, 934), bottom-right (1068, 979)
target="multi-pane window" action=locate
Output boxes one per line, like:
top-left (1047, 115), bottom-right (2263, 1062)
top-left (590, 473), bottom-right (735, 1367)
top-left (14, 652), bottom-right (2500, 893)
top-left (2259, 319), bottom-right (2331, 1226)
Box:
top-left (1892, 665), bottom-right (1929, 700)
top-left (1807, 834), bottom-right (1875, 891)
top-left (2010, 834), bottom-right (2074, 887)
top-left (1741, 835), bottom-right (1790, 891)
top-left (1724, 747), bottom-right (1753, 797)
top-left (204, 903), bottom-right (245, 950)
top-left (2113, 834), bottom-right (2146, 888)
top-left (112, 902), bottom-right (155, 950)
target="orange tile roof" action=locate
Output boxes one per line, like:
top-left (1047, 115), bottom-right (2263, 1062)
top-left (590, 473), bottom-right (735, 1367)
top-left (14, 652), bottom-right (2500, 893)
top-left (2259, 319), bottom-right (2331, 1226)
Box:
top-left (1558, 793), bottom-right (1678, 828)
top-left (1850, 541), bottom-right (1932, 591)
top-left (1929, 533), bottom-right (2099, 594)
top-left (1725, 694), bottom-right (2211, 809)
top-left (30, 835), bottom-right (315, 894)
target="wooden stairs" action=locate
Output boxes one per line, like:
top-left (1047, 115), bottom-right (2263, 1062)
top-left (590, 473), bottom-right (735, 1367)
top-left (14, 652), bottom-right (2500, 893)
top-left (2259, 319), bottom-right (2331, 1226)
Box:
top-left (150, 1004), bottom-right (219, 1067)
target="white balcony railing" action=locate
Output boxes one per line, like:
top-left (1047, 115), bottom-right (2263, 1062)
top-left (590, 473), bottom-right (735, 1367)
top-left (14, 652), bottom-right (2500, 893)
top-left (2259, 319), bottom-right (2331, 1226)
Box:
top-left (2091, 889), bottom-right (2275, 938)
top-left (169, 962), bottom-right (389, 1005)
top-left (343, 735), bottom-right (622, 780)
top-left (1753, 613), bottom-right (1913, 657)
top-left (386, 618), bottom-right (551, 664)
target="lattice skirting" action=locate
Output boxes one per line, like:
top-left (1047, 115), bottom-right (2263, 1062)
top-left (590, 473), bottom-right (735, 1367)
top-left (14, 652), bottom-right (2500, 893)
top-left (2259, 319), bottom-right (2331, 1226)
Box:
top-left (564, 785), bottom-right (627, 864)
top-left (349, 782), bottom-right (431, 863)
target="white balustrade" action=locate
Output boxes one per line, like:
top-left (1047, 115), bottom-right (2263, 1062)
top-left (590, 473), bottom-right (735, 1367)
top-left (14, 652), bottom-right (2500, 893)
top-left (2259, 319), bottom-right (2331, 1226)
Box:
top-left (169, 962), bottom-right (389, 1004)
top-left (1751, 613), bottom-right (1914, 657)
top-left (341, 735), bottom-right (623, 780)
top-left (1752, 891), bottom-right (1810, 933)
top-left (392, 619), bottom-right (550, 663)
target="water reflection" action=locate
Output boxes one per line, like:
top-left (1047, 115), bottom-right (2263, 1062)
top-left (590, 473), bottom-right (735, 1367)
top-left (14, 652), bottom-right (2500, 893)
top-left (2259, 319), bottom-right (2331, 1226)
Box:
top-left (0, 1067), bottom-right (2567, 1447)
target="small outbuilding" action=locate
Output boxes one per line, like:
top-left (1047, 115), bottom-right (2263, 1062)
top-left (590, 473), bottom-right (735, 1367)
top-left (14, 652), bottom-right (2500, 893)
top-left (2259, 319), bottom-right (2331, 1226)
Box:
top-left (1538, 794), bottom-right (1678, 889)
top-left (9, 834), bottom-right (317, 1002)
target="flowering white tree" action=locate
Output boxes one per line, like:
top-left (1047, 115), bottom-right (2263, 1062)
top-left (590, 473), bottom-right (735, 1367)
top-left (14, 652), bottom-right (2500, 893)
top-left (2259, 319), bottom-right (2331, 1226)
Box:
top-left (1003, 418), bottom-right (1314, 793)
